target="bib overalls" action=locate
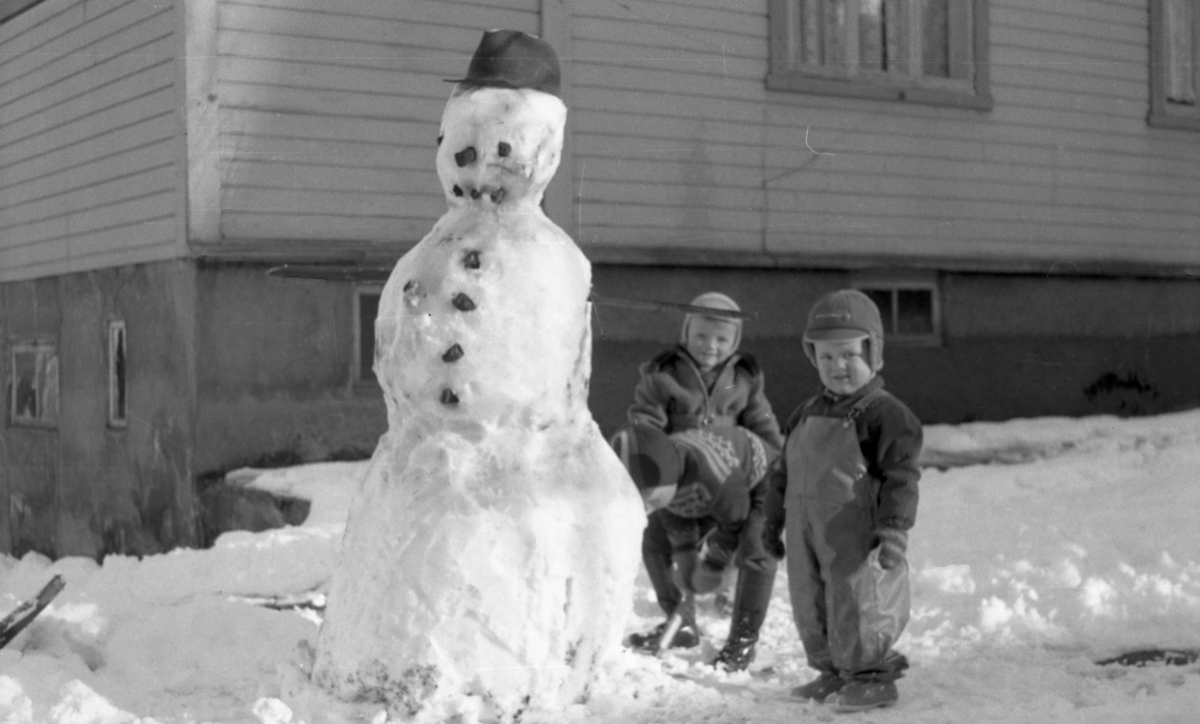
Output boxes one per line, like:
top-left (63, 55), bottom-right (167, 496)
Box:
top-left (784, 391), bottom-right (910, 680)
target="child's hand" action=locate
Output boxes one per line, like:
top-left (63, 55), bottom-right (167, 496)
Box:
top-left (761, 509), bottom-right (785, 559)
top-left (768, 533), bottom-right (787, 561)
top-left (876, 528), bottom-right (908, 569)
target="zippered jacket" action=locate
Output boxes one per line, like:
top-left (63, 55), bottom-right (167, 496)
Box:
top-left (627, 345), bottom-right (785, 451)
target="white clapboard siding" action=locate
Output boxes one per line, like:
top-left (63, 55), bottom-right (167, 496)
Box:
top-left (8, 0), bottom-right (1190, 273)
top-left (0, 0), bottom-right (180, 282)
top-left (563, 0), bottom-right (1200, 266)
top-left (212, 0), bottom-right (539, 243)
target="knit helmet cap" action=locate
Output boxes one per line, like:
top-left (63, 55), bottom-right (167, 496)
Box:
top-left (803, 289), bottom-right (884, 371)
top-left (679, 291), bottom-right (743, 352)
top-left (609, 423), bottom-right (681, 512)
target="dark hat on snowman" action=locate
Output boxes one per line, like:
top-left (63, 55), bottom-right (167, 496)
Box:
top-left (446, 29), bottom-right (561, 97)
top-left (609, 424), bottom-right (681, 512)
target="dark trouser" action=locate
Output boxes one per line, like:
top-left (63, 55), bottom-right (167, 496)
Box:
top-left (642, 508), bottom-right (777, 638)
top-left (642, 509), bottom-right (693, 621)
top-left (783, 411), bottom-right (911, 682)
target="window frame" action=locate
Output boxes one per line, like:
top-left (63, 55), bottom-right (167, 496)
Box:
top-left (8, 340), bottom-right (59, 429)
top-left (767, 0), bottom-right (993, 110)
top-left (1149, 0), bottom-right (1200, 131)
top-left (354, 286), bottom-right (383, 386)
top-left (107, 320), bottom-right (128, 429)
top-left (852, 271), bottom-right (942, 346)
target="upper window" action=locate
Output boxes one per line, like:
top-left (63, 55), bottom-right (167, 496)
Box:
top-left (1150, 0), bottom-right (1200, 130)
top-left (768, 0), bottom-right (992, 109)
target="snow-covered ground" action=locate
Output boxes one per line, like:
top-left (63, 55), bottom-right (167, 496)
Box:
top-left (3, 409), bottom-right (1200, 723)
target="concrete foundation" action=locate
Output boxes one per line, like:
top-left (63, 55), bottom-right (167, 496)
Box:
top-left (193, 265), bottom-right (386, 474)
top-left (587, 265), bottom-right (1200, 434)
top-left (3, 259), bottom-right (1197, 559)
top-left (0, 262), bottom-right (198, 559)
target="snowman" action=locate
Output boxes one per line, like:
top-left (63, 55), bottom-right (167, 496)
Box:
top-left (311, 30), bottom-right (645, 722)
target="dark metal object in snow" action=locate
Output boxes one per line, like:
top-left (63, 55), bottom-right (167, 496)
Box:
top-left (1097, 648), bottom-right (1200, 667)
top-left (0, 575), bottom-right (65, 649)
top-left (266, 265), bottom-right (757, 319)
top-left (588, 294), bottom-right (756, 320)
top-left (231, 592), bottom-right (326, 614)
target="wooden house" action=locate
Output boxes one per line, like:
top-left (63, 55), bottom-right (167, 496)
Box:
top-left (2, 0), bottom-right (1198, 557)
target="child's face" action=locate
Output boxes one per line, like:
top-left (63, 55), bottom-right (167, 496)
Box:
top-left (685, 316), bottom-right (738, 371)
top-left (813, 337), bottom-right (874, 396)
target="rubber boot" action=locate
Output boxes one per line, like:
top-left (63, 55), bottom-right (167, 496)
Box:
top-left (712, 566), bottom-right (774, 672)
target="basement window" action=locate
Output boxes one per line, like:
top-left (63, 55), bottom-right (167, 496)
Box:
top-left (108, 320), bottom-right (127, 428)
top-left (854, 274), bottom-right (941, 344)
top-left (355, 287), bottom-right (382, 384)
top-left (8, 341), bottom-right (58, 428)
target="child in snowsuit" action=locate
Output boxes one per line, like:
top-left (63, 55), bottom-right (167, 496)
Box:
top-left (610, 422), bottom-right (778, 671)
top-left (763, 289), bottom-right (922, 713)
top-left (626, 292), bottom-right (785, 653)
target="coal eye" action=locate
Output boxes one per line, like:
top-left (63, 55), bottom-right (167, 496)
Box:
top-left (455, 147), bottom-right (477, 167)
top-left (497, 142), bottom-right (511, 157)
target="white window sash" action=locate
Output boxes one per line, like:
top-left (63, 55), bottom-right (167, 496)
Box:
top-left (1164, 0), bottom-right (1197, 104)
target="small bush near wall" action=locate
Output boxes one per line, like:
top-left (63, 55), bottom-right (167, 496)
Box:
top-left (1083, 371), bottom-right (1164, 418)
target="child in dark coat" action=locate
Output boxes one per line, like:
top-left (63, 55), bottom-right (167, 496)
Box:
top-left (763, 289), bottom-right (922, 713)
top-left (611, 422), bottom-right (777, 671)
top-left (628, 292), bottom-right (783, 448)
top-left (625, 291), bottom-right (785, 655)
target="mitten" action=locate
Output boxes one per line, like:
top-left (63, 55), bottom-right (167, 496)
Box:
top-left (762, 515), bottom-right (784, 559)
top-left (876, 528), bottom-right (908, 570)
top-left (761, 476), bottom-right (786, 559)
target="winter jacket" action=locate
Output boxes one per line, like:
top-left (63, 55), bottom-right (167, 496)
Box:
top-left (765, 375), bottom-right (922, 531)
top-left (627, 345), bottom-right (785, 451)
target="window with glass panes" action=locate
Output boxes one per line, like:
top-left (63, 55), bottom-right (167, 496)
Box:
top-left (768, 0), bottom-right (991, 109)
top-left (856, 284), bottom-right (940, 342)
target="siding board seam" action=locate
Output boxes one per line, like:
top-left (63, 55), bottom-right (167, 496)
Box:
top-left (2, 204), bottom-right (176, 253)
top-left (0, 114), bottom-right (173, 187)
top-left (0, 85), bottom-right (173, 155)
top-left (1, 50), bottom-right (174, 134)
top-left (0, 0), bottom-right (169, 81)
top-left (0, 162), bottom-right (176, 226)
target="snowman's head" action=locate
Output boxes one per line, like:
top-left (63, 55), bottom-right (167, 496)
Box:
top-left (436, 85), bottom-right (567, 210)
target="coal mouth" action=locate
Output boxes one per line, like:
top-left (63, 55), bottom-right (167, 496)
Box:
top-left (1097, 649), bottom-right (1200, 667)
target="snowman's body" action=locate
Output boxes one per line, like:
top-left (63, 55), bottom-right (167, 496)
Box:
top-left (312, 84), bottom-right (644, 721)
